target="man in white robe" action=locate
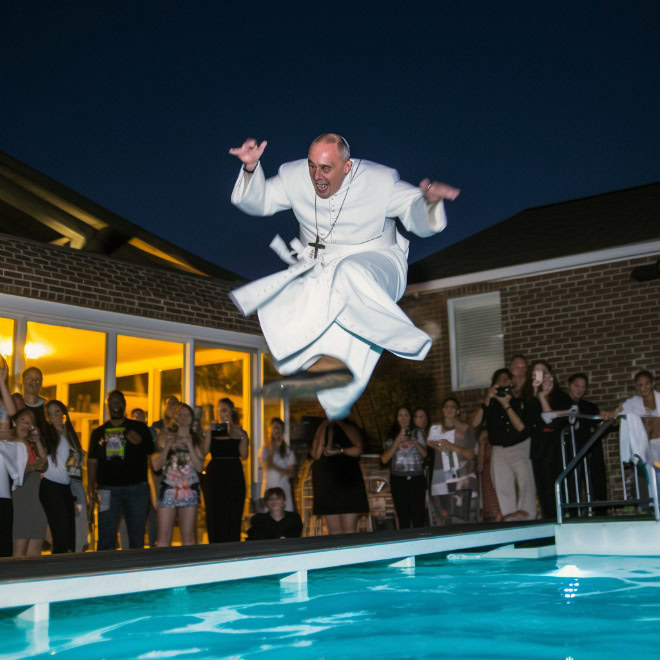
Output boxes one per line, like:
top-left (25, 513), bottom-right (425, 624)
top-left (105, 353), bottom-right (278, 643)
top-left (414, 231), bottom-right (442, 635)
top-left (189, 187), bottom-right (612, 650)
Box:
top-left (228, 134), bottom-right (459, 419)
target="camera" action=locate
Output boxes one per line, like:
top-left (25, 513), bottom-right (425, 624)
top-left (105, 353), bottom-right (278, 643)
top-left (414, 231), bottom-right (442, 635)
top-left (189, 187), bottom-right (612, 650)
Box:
top-left (215, 422), bottom-right (228, 435)
top-left (496, 386), bottom-right (513, 397)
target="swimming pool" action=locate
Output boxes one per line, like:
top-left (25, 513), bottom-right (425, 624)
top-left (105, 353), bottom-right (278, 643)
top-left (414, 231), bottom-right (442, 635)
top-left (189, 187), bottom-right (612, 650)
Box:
top-left (2, 552), bottom-right (659, 659)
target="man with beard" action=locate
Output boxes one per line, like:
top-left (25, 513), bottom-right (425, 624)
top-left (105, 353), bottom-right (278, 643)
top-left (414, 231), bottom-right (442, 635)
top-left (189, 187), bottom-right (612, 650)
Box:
top-left (88, 390), bottom-right (154, 550)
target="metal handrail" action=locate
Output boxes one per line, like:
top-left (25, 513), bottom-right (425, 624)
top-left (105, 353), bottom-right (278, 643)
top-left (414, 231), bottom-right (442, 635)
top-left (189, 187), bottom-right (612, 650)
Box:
top-left (554, 414), bottom-right (660, 524)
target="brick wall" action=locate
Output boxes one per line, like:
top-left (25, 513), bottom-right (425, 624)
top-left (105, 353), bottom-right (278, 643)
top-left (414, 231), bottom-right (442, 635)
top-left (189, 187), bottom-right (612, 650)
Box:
top-left (353, 254), bottom-right (660, 501)
top-left (0, 233), bottom-right (261, 335)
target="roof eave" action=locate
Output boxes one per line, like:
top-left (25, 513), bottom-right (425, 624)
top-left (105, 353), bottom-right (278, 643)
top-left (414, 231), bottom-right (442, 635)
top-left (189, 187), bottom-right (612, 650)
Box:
top-left (405, 239), bottom-right (660, 296)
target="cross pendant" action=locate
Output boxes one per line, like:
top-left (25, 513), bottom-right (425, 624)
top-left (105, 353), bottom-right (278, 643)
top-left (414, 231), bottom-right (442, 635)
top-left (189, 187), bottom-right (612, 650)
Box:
top-left (308, 234), bottom-right (325, 259)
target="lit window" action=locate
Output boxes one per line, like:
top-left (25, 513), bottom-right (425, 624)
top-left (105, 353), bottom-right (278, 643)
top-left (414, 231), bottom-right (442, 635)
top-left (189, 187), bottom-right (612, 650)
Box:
top-left (25, 322), bottom-right (105, 450)
top-left (194, 344), bottom-right (253, 493)
top-left (448, 292), bottom-right (504, 390)
top-left (262, 353), bottom-right (284, 434)
top-left (116, 335), bottom-right (184, 427)
top-left (0, 317), bottom-right (15, 425)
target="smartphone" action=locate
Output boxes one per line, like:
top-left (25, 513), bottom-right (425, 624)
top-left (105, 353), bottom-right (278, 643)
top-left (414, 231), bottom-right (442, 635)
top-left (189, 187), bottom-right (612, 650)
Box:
top-left (215, 422), bottom-right (228, 435)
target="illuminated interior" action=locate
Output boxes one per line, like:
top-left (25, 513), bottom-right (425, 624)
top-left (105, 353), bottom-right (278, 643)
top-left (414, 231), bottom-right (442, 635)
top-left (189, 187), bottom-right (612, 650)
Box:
top-left (262, 352), bottom-right (284, 437)
top-left (195, 344), bottom-right (253, 505)
top-left (0, 317), bottom-right (15, 390)
top-left (25, 322), bottom-right (105, 450)
top-left (116, 335), bottom-right (184, 426)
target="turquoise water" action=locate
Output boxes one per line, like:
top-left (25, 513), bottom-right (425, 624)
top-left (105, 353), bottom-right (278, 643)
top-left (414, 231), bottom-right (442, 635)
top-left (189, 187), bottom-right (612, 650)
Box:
top-left (1, 554), bottom-right (659, 659)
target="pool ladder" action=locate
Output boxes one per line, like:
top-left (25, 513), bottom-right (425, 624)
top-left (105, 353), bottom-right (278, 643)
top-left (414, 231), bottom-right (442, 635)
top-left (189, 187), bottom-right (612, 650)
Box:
top-left (555, 416), bottom-right (660, 524)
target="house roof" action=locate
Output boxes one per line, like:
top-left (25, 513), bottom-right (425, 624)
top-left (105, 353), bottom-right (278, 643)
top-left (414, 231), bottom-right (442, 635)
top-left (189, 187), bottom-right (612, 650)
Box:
top-left (408, 183), bottom-right (660, 285)
top-left (0, 149), bottom-right (242, 282)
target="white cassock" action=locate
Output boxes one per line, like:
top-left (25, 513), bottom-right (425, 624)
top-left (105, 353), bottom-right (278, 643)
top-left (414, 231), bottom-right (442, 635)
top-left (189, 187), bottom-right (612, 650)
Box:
top-left (230, 157), bottom-right (447, 419)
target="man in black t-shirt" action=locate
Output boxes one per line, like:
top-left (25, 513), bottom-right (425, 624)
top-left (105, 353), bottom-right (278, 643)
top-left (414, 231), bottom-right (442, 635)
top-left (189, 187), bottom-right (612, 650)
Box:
top-left (88, 390), bottom-right (154, 550)
top-left (473, 368), bottom-right (537, 520)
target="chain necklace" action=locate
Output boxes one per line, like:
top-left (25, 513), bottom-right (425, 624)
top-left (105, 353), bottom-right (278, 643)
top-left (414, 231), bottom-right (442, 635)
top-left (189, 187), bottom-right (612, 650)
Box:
top-left (309, 159), bottom-right (361, 258)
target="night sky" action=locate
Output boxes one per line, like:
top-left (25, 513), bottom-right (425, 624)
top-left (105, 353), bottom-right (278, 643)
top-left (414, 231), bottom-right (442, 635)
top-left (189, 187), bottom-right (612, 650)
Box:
top-left (3, 1), bottom-right (659, 280)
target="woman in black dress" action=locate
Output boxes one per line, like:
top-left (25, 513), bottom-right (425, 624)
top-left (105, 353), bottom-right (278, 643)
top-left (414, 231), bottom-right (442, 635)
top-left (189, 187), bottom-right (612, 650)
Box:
top-left (522, 359), bottom-right (565, 519)
top-left (311, 418), bottom-right (368, 534)
top-left (202, 397), bottom-right (248, 543)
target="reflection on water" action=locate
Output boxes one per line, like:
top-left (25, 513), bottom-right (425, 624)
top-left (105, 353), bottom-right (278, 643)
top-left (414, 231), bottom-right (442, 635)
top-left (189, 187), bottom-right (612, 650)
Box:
top-left (2, 557), bottom-right (660, 659)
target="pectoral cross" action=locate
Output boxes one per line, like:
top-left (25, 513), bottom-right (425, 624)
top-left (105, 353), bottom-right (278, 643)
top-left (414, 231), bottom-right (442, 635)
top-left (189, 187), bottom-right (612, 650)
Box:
top-left (308, 234), bottom-right (325, 259)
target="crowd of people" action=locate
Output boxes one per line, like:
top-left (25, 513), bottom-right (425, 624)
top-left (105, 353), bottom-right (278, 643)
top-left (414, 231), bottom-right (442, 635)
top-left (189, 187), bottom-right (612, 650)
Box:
top-left (0, 355), bottom-right (658, 557)
top-left (0, 362), bottom-right (303, 557)
top-left (376, 357), bottom-right (659, 530)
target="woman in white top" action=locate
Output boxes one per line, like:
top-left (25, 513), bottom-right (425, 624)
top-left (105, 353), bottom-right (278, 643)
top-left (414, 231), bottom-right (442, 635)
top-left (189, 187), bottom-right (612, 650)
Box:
top-left (40, 400), bottom-right (84, 553)
top-left (259, 418), bottom-right (297, 512)
top-left (427, 397), bottom-right (476, 525)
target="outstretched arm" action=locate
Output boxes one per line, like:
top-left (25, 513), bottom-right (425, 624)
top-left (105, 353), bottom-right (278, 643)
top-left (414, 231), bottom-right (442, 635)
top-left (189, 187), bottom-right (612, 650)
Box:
top-left (387, 173), bottom-right (460, 238)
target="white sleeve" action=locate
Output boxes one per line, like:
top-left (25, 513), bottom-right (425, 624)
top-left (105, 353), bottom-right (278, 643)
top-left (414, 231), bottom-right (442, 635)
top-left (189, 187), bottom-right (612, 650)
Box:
top-left (230, 162), bottom-right (292, 217)
top-left (386, 176), bottom-right (447, 238)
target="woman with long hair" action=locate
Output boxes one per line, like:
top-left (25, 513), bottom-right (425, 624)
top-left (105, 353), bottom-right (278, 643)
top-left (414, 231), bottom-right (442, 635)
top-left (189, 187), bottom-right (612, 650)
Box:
top-left (381, 406), bottom-right (428, 529)
top-left (427, 397), bottom-right (477, 525)
top-left (522, 359), bottom-right (565, 519)
top-left (41, 400), bottom-right (85, 553)
top-left (11, 407), bottom-right (48, 556)
top-left (412, 407), bottom-right (430, 441)
top-left (151, 402), bottom-right (205, 546)
top-left (259, 417), bottom-right (297, 512)
top-left (203, 397), bottom-right (249, 543)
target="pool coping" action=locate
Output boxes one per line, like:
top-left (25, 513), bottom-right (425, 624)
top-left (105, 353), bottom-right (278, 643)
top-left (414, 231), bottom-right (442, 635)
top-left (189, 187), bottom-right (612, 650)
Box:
top-left (0, 521), bottom-right (555, 611)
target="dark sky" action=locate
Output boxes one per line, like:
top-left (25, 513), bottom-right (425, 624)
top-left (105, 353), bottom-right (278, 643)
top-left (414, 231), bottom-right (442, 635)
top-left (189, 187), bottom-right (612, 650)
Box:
top-left (2, 1), bottom-right (659, 280)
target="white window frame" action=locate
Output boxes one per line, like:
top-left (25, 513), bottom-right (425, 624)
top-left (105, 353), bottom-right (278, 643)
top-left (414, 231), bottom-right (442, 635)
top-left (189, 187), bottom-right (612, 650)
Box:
top-left (448, 291), bottom-right (504, 391)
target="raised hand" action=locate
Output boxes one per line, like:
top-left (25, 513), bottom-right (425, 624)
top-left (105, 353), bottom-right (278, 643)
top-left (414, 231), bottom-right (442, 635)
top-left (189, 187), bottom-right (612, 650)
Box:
top-left (419, 178), bottom-right (460, 203)
top-left (228, 137), bottom-right (268, 171)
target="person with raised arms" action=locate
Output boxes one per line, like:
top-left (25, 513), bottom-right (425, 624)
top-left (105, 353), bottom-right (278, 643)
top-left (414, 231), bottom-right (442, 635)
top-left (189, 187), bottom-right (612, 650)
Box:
top-left (228, 134), bottom-right (459, 419)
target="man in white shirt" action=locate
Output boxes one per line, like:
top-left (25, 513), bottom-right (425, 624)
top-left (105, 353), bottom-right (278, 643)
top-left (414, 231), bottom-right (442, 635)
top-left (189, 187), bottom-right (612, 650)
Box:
top-left (229, 133), bottom-right (459, 419)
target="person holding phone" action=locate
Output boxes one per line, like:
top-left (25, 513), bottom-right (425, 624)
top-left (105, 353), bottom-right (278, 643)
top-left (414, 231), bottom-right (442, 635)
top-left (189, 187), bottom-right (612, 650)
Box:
top-left (381, 406), bottom-right (428, 529)
top-left (151, 403), bottom-right (205, 546)
top-left (202, 397), bottom-right (249, 543)
top-left (472, 368), bottom-right (536, 521)
top-left (40, 400), bottom-right (85, 554)
top-left (522, 360), bottom-right (564, 519)
top-left (10, 408), bottom-right (48, 556)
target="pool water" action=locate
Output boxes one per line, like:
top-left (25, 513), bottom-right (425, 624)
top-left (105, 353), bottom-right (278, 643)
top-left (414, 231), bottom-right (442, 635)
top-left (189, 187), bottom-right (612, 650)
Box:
top-left (1, 554), bottom-right (659, 659)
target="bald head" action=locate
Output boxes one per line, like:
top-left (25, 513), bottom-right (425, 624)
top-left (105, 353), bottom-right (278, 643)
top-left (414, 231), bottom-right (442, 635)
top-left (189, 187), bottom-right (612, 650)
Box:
top-left (309, 133), bottom-right (350, 162)
top-left (307, 134), bottom-right (353, 199)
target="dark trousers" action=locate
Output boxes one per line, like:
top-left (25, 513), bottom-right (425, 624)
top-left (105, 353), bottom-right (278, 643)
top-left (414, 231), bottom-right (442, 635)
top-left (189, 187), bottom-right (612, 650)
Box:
top-left (390, 474), bottom-right (427, 529)
top-left (39, 478), bottom-right (75, 554)
top-left (97, 482), bottom-right (149, 551)
top-left (532, 456), bottom-right (560, 520)
top-left (0, 498), bottom-right (12, 557)
top-left (203, 459), bottom-right (246, 543)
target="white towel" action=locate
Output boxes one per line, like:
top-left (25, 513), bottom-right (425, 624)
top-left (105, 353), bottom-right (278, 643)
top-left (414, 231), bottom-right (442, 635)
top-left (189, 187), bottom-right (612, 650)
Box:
top-left (0, 441), bottom-right (28, 498)
top-left (620, 391), bottom-right (660, 464)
